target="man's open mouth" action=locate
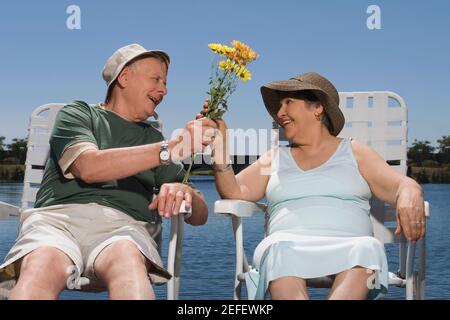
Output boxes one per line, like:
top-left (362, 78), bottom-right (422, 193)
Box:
top-left (148, 96), bottom-right (160, 105)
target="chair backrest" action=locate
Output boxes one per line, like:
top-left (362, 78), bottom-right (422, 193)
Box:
top-left (21, 103), bottom-right (162, 210)
top-left (272, 91), bottom-right (407, 243)
top-left (338, 92), bottom-right (407, 175)
top-left (22, 103), bottom-right (64, 210)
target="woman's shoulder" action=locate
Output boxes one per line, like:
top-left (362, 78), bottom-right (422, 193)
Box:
top-left (258, 145), bottom-right (290, 161)
top-left (349, 139), bottom-right (387, 175)
top-left (349, 139), bottom-right (377, 159)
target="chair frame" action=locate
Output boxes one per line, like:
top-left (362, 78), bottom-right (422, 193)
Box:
top-left (214, 91), bottom-right (430, 300)
top-left (0, 103), bottom-right (187, 300)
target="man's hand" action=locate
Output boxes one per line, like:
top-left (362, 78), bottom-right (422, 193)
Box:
top-left (148, 183), bottom-right (193, 218)
top-left (169, 109), bottom-right (217, 161)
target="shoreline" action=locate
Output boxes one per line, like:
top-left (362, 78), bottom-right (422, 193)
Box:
top-left (1, 165), bottom-right (449, 184)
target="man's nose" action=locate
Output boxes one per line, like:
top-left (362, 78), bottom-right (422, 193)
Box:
top-left (159, 82), bottom-right (168, 96)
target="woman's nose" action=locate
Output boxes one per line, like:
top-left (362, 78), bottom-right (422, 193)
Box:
top-left (277, 102), bottom-right (286, 118)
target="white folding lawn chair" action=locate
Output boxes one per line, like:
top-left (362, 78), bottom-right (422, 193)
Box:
top-left (214, 91), bottom-right (430, 300)
top-left (0, 103), bottom-right (187, 300)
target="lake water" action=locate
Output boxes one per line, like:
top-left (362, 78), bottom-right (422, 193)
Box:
top-left (1, 180), bottom-right (449, 300)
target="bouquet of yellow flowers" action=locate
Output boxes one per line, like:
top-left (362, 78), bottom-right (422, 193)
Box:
top-left (182, 40), bottom-right (259, 184)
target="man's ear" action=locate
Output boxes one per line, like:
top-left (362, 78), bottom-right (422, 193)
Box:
top-left (117, 66), bottom-right (131, 89)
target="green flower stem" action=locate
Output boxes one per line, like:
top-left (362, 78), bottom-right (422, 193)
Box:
top-left (182, 67), bottom-right (235, 184)
top-left (216, 69), bottom-right (230, 91)
top-left (182, 153), bottom-right (197, 184)
top-left (208, 72), bottom-right (228, 115)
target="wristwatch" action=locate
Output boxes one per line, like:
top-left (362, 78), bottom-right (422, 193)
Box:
top-left (159, 140), bottom-right (171, 165)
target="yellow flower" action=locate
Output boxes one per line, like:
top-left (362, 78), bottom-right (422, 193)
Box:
top-left (210, 41), bottom-right (258, 65)
top-left (231, 40), bottom-right (249, 52)
top-left (218, 59), bottom-right (235, 71)
top-left (236, 66), bottom-right (252, 81)
top-left (231, 40), bottom-right (259, 65)
top-left (219, 60), bottom-right (251, 81)
top-left (182, 40), bottom-right (258, 184)
top-left (208, 43), bottom-right (236, 60)
top-left (218, 59), bottom-right (252, 81)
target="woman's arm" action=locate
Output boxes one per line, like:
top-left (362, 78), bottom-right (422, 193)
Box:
top-left (212, 120), bottom-right (271, 202)
top-left (352, 140), bottom-right (425, 242)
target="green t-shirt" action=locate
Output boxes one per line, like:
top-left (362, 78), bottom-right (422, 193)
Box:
top-left (35, 100), bottom-right (185, 222)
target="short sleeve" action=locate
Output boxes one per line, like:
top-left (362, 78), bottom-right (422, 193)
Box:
top-left (59, 142), bottom-right (99, 179)
top-left (49, 101), bottom-right (99, 161)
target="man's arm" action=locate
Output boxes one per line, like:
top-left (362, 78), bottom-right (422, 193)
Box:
top-left (69, 117), bottom-right (217, 183)
top-left (69, 140), bottom-right (173, 183)
top-left (50, 102), bottom-right (166, 183)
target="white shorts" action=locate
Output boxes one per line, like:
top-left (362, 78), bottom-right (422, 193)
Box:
top-left (0, 202), bottom-right (171, 293)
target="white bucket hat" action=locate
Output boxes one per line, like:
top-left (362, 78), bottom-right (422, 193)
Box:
top-left (102, 43), bottom-right (170, 94)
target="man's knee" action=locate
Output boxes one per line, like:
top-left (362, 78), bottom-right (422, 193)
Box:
top-left (94, 240), bottom-right (154, 299)
top-left (17, 247), bottom-right (74, 288)
top-left (94, 240), bottom-right (147, 278)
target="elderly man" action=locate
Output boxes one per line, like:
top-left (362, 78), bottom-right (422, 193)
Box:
top-left (0, 44), bottom-right (217, 299)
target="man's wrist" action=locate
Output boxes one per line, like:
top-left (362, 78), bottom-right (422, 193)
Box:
top-left (167, 138), bottom-right (183, 162)
top-left (159, 140), bottom-right (171, 165)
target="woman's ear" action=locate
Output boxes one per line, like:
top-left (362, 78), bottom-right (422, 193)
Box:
top-left (315, 103), bottom-right (324, 115)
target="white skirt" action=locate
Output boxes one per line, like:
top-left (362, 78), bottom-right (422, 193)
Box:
top-left (246, 231), bottom-right (388, 300)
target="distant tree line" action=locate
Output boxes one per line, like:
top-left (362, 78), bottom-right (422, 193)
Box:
top-left (407, 136), bottom-right (450, 183)
top-left (1, 135), bottom-right (450, 183)
top-left (0, 136), bottom-right (27, 164)
top-left (0, 136), bottom-right (27, 181)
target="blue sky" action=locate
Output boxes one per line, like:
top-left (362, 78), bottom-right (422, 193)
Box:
top-left (0, 0), bottom-right (449, 147)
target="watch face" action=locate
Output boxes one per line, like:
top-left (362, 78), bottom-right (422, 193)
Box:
top-left (160, 150), bottom-right (170, 161)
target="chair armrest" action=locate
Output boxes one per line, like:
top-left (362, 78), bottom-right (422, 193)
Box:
top-left (424, 201), bottom-right (430, 217)
top-left (158, 200), bottom-right (192, 221)
top-left (214, 199), bottom-right (265, 299)
top-left (0, 201), bottom-right (20, 219)
top-left (167, 200), bottom-right (190, 300)
top-left (214, 199), bottom-right (267, 218)
top-left (178, 201), bottom-right (192, 220)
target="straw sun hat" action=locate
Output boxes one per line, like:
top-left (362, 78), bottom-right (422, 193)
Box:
top-left (260, 72), bottom-right (345, 136)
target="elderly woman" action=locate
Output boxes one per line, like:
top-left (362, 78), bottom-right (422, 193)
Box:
top-left (209, 72), bottom-right (425, 300)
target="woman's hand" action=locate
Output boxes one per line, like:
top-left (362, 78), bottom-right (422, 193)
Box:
top-left (195, 99), bottom-right (210, 120)
top-left (196, 100), bottom-right (228, 166)
top-left (395, 184), bottom-right (426, 243)
top-left (148, 183), bottom-right (193, 218)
